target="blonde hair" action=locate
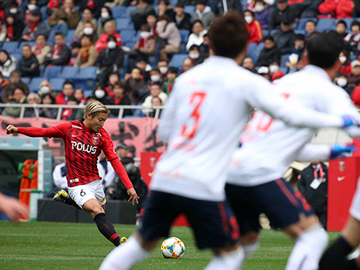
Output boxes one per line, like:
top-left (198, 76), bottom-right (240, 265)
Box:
top-left (84, 100), bottom-right (109, 119)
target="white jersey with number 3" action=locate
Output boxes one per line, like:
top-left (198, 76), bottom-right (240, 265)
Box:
top-left (227, 65), bottom-right (360, 187)
top-left (150, 59), bottom-right (349, 201)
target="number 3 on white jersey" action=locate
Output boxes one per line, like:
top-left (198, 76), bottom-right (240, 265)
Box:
top-left (181, 91), bottom-right (207, 139)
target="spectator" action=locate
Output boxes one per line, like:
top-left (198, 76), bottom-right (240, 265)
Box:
top-left (44, 32), bottom-right (71, 66)
top-left (305, 20), bottom-right (316, 35)
top-left (2, 87), bottom-right (27, 117)
top-left (182, 57), bottom-right (194, 73)
top-left (273, 16), bottom-right (296, 55)
top-left (254, 0), bottom-right (271, 30)
top-left (0, 14), bottom-right (24, 41)
top-left (271, 70), bottom-right (284, 82)
top-left (244, 10), bottom-right (263, 43)
top-left (61, 96), bottom-right (79, 120)
top-left (289, 0), bottom-right (323, 18)
top-left (92, 84), bottom-right (115, 109)
top-left (74, 35), bottom-right (99, 67)
top-left (76, 21), bottom-right (98, 44)
top-left (79, 0), bottom-right (104, 19)
top-left (38, 79), bottom-right (56, 98)
top-left (336, 74), bottom-right (354, 95)
top-left (32, 34), bottom-right (52, 65)
top-left (113, 81), bottom-right (133, 117)
top-left (56, 81), bottom-right (74, 104)
top-left (344, 21), bottom-right (360, 54)
top-left (149, 96), bottom-right (162, 117)
top-left (134, 58), bottom-right (151, 81)
top-left (192, 0), bottom-right (215, 30)
top-left (0, 72), bottom-right (10, 95)
top-left (7, 2), bottom-right (23, 21)
top-left (157, 0), bottom-right (176, 21)
top-left (291, 34), bottom-right (305, 57)
top-left (130, 24), bottom-right (156, 65)
top-left (157, 60), bottom-right (169, 77)
top-left (269, 0), bottom-right (295, 31)
top-left (242, 56), bottom-right (255, 72)
top-left (21, 9), bottom-right (49, 42)
top-left (157, 15), bottom-right (181, 61)
top-left (174, 3), bottom-right (191, 31)
top-left (39, 93), bottom-right (58, 119)
top-left (336, 20), bottom-right (348, 38)
top-left (0, 50), bottom-right (17, 77)
top-left (46, 0), bottom-right (62, 16)
top-left (105, 72), bottom-right (120, 97)
top-left (298, 162), bottom-right (328, 229)
top-left (95, 35), bottom-right (125, 85)
top-left (95, 21), bottom-right (122, 53)
top-left (348, 59), bottom-right (360, 86)
top-left (17, 45), bottom-right (40, 77)
top-left (318, 0), bottom-right (354, 19)
top-left (2, 71), bottom-right (29, 103)
top-left (130, 0), bottom-right (156, 31)
top-left (142, 82), bottom-right (167, 114)
top-left (24, 0), bottom-right (39, 23)
top-left (97, 6), bottom-right (116, 36)
top-left (75, 8), bottom-right (98, 40)
top-left (69, 41), bottom-right (81, 66)
top-left (257, 66), bottom-right (270, 80)
top-left (74, 88), bottom-right (87, 105)
top-left (339, 50), bottom-right (352, 75)
top-left (125, 67), bottom-right (145, 104)
top-left (255, 36), bottom-right (281, 67)
top-left (24, 93), bottom-right (41, 118)
top-left (164, 66), bottom-right (177, 94)
top-left (48, 0), bottom-right (80, 32)
top-left (188, 44), bottom-right (205, 65)
top-left (186, 20), bottom-right (207, 51)
top-left (147, 14), bottom-right (158, 36)
top-left (269, 61), bottom-right (280, 75)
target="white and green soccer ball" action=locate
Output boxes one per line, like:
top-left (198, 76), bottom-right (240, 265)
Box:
top-left (161, 237), bottom-right (185, 259)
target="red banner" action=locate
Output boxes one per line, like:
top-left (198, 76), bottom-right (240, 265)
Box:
top-left (0, 116), bottom-right (165, 158)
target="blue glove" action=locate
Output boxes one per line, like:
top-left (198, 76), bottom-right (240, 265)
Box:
top-left (342, 115), bottom-right (358, 128)
top-left (330, 144), bottom-right (356, 159)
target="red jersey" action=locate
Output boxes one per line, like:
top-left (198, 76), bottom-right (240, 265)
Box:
top-left (17, 120), bottom-right (133, 189)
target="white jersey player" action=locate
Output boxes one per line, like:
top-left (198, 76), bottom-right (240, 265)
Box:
top-left (226, 31), bottom-right (360, 270)
top-left (99, 14), bottom-right (357, 270)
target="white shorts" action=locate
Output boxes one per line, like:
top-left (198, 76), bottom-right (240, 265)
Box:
top-left (68, 180), bottom-right (107, 208)
top-left (350, 178), bottom-right (360, 221)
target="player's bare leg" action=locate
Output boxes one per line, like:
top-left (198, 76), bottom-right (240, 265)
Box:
top-left (320, 216), bottom-right (360, 270)
top-left (83, 199), bottom-right (124, 247)
top-left (284, 214), bottom-right (329, 270)
top-left (239, 231), bottom-right (260, 260)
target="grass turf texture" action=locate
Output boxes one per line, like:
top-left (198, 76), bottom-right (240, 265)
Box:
top-left (0, 222), bottom-right (340, 270)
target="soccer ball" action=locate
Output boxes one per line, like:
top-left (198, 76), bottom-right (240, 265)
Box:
top-left (161, 237), bottom-right (185, 259)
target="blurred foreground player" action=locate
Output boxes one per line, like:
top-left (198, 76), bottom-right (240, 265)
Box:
top-left (6, 101), bottom-right (139, 247)
top-left (99, 13), bottom-right (357, 270)
top-left (226, 31), bottom-right (360, 270)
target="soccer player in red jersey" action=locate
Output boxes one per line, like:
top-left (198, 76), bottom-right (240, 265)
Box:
top-left (6, 101), bottom-right (139, 246)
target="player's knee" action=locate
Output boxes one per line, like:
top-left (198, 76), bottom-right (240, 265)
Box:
top-left (241, 231), bottom-right (259, 245)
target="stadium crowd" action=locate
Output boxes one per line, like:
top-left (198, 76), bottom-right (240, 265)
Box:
top-left (1, 0), bottom-right (360, 119)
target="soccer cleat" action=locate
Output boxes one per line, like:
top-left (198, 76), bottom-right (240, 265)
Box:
top-left (53, 189), bottom-right (69, 203)
top-left (120, 237), bottom-right (128, 245)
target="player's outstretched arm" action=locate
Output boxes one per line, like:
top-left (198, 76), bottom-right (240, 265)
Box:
top-left (0, 193), bottom-right (29, 221)
top-left (6, 123), bottom-right (68, 138)
top-left (295, 143), bottom-right (356, 162)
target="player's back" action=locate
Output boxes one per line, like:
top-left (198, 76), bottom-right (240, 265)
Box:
top-left (227, 65), bottom-right (353, 186)
top-left (151, 56), bottom-right (269, 201)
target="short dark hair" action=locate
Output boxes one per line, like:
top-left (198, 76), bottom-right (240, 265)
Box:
top-left (10, 70), bottom-right (20, 77)
top-left (151, 67), bottom-right (161, 73)
top-left (67, 96), bottom-right (78, 103)
top-left (151, 82), bottom-right (162, 88)
top-left (83, 7), bottom-right (93, 14)
top-left (193, 20), bottom-right (204, 27)
top-left (351, 21), bottom-right (360, 28)
top-left (13, 87), bottom-right (25, 95)
top-left (306, 31), bottom-right (344, 69)
top-left (209, 12), bottom-right (249, 58)
top-left (175, 3), bottom-right (184, 8)
top-left (140, 24), bottom-right (151, 32)
top-left (113, 81), bottom-right (125, 88)
top-left (264, 36), bottom-right (274, 42)
top-left (189, 44), bottom-right (200, 51)
top-left (35, 33), bottom-right (47, 40)
top-left (244, 10), bottom-right (255, 17)
top-left (80, 34), bottom-right (92, 42)
top-left (41, 93), bottom-right (55, 104)
top-left (54, 32), bottom-right (64, 38)
top-left (158, 15), bottom-right (171, 23)
top-left (63, 80), bottom-right (75, 89)
top-left (295, 34), bottom-right (305, 41)
top-left (195, 0), bottom-right (207, 5)
top-left (168, 67), bottom-right (178, 74)
top-left (71, 41), bottom-right (81, 48)
top-left (22, 44), bottom-right (31, 50)
top-left (305, 20), bottom-right (316, 26)
top-left (337, 20), bottom-right (347, 28)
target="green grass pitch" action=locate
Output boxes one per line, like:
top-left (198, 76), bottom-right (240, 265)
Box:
top-left (0, 222), bottom-right (340, 270)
